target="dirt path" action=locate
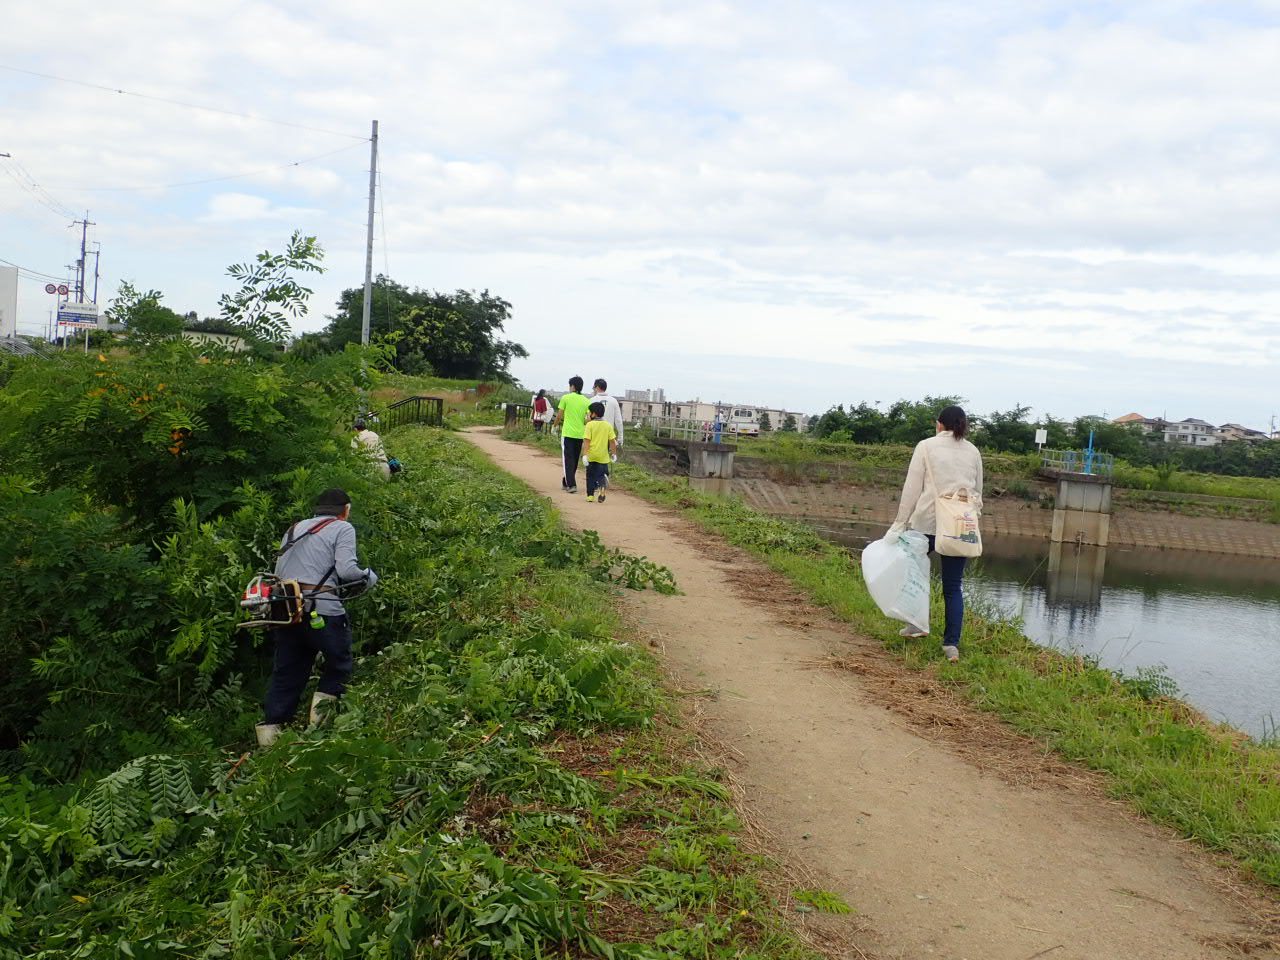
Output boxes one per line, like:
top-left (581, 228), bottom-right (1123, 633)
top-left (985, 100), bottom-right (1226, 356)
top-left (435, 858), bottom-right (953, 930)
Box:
top-left (464, 429), bottom-right (1275, 960)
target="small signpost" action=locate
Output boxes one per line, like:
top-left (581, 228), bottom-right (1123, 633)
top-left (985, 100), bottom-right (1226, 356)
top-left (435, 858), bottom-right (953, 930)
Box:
top-left (1035, 427), bottom-right (1048, 454)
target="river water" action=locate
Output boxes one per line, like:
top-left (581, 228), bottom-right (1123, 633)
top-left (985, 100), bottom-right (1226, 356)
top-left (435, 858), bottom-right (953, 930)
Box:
top-left (810, 520), bottom-right (1280, 738)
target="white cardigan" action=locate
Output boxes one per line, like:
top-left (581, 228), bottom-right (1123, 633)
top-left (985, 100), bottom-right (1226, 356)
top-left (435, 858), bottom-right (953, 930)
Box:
top-left (893, 431), bottom-right (984, 535)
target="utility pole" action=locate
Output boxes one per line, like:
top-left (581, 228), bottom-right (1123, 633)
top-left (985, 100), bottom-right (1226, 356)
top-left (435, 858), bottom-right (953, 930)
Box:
top-left (71, 214), bottom-right (94, 303)
top-left (92, 244), bottom-right (101, 303)
top-left (360, 120), bottom-right (379, 345)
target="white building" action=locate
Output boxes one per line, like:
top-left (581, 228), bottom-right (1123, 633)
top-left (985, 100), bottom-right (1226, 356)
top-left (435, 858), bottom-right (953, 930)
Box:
top-left (618, 395), bottom-right (809, 435)
top-left (1163, 417), bottom-right (1220, 446)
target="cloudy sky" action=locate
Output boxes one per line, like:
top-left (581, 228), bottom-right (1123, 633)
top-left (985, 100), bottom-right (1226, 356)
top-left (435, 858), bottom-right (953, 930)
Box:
top-left (3, 1), bottom-right (1279, 427)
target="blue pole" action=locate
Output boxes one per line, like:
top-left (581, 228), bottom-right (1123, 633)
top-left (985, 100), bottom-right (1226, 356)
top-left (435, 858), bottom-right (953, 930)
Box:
top-left (1085, 429), bottom-right (1095, 475)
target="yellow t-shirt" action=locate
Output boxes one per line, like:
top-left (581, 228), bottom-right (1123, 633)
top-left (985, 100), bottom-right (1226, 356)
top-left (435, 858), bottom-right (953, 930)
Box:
top-left (583, 419), bottom-right (616, 463)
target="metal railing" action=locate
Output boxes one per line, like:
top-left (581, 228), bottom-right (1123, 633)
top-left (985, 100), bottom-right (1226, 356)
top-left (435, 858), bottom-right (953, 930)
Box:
top-left (644, 416), bottom-right (746, 444)
top-left (1042, 448), bottom-right (1115, 478)
top-left (0, 337), bottom-right (66, 361)
top-left (503, 403), bottom-right (533, 429)
top-left (383, 395), bottom-right (444, 429)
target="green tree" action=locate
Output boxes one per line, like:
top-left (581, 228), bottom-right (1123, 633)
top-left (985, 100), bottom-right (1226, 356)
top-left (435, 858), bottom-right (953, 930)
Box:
top-left (326, 277), bottom-right (528, 379)
top-left (882, 396), bottom-right (965, 444)
top-left (105, 282), bottom-right (185, 345)
top-left (780, 413), bottom-right (798, 432)
top-left (974, 404), bottom-right (1035, 453)
top-left (758, 411), bottom-right (772, 433)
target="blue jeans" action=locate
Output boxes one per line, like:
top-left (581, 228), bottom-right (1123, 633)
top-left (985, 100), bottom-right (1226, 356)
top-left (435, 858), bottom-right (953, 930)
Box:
top-left (263, 614), bottom-right (353, 724)
top-left (926, 535), bottom-right (967, 647)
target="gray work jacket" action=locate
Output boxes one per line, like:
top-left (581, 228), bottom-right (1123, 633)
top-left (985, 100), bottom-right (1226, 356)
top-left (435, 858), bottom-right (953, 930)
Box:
top-left (273, 516), bottom-right (375, 616)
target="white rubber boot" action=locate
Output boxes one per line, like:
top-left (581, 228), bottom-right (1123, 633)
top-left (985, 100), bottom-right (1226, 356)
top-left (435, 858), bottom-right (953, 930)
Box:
top-left (255, 723), bottom-right (282, 747)
top-left (309, 691), bottom-right (338, 725)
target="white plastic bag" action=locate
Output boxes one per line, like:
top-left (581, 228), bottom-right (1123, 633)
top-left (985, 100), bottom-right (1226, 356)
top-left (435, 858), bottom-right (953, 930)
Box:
top-left (860, 530), bottom-right (931, 633)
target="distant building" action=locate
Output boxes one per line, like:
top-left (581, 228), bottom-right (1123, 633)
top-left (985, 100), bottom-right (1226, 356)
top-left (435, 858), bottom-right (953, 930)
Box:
top-left (1111, 412), bottom-right (1270, 446)
top-left (625, 388), bottom-right (665, 403)
top-left (1217, 423), bottom-right (1270, 444)
top-left (618, 395), bottom-right (810, 436)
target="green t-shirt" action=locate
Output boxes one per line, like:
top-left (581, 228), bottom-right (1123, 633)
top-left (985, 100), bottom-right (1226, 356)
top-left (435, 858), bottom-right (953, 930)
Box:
top-left (583, 419), bottom-right (616, 462)
top-left (557, 392), bottom-right (591, 439)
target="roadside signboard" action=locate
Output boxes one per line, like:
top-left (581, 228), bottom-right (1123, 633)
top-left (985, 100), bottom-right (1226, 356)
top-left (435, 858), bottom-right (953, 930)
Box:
top-left (58, 319), bottom-right (99, 329)
top-left (45, 283), bottom-right (57, 294)
top-left (57, 301), bottom-right (100, 327)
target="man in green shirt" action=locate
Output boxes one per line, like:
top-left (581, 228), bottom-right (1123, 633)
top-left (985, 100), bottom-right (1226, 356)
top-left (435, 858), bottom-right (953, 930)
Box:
top-left (555, 375), bottom-right (592, 493)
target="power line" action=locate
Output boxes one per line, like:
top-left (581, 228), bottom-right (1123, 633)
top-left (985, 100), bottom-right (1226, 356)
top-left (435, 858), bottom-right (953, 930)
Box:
top-left (0, 156), bottom-right (77, 220)
top-left (0, 64), bottom-right (369, 142)
top-left (45, 141), bottom-right (368, 192)
top-left (0, 255), bottom-right (68, 283)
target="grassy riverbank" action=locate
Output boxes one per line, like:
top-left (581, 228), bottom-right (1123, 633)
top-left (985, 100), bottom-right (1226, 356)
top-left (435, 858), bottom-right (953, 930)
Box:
top-left (3, 426), bottom-right (838, 959)
top-left (504, 427), bottom-right (1280, 888)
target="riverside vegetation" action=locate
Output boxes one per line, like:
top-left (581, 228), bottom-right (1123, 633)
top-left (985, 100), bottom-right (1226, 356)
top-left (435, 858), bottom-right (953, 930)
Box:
top-left (0, 243), bottom-right (843, 958)
top-left (504, 425), bottom-right (1280, 889)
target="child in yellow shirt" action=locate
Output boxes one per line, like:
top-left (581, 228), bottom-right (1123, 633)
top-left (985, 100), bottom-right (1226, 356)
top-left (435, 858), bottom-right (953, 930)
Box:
top-left (581, 402), bottom-right (618, 503)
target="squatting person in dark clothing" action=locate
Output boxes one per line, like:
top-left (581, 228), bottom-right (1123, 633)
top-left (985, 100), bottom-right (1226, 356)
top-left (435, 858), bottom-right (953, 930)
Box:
top-left (256, 488), bottom-right (378, 746)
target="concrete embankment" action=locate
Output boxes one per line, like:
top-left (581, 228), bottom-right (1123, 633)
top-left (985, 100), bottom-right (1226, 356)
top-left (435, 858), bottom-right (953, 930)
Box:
top-left (626, 450), bottom-right (1280, 559)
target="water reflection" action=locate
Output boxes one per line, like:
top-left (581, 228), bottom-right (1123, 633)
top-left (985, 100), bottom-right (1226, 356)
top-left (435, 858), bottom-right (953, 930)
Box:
top-left (808, 520), bottom-right (1280, 737)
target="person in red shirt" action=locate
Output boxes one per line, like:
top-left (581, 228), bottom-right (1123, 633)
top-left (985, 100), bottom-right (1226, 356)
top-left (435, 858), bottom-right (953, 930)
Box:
top-left (531, 389), bottom-right (551, 432)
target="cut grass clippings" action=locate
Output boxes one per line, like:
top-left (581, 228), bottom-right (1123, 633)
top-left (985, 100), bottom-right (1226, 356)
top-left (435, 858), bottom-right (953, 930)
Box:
top-left (500, 426), bottom-right (1280, 893)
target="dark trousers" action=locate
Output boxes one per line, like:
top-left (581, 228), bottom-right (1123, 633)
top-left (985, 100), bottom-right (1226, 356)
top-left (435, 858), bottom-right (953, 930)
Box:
top-left (533, 419), bottom-right (544, 432)
top-left (926, 535), bottom-right (967, 647)
top-left (263, 614), bottom-right (353, 724)
top-left (562, 436), bottom-right (583, 489)
top-left (586, 461), bottom-right (609, 495)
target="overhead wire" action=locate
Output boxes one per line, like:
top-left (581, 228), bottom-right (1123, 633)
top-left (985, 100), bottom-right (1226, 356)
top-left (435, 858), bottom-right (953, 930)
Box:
top-left (0, 255), bottom-right (68, 284)
top-left (0, 157), bottom-right (78, 220)
top-left (0, 63), bottom-right (369, 142)
top-left (45, 141), bottom-right (369, 192)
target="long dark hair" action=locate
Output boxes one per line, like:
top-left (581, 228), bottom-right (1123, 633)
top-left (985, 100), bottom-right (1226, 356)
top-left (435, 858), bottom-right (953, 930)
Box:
top-left (937, 405), bottom-right (968, 440)
top-left (536, 389), bottom-right (546, 399)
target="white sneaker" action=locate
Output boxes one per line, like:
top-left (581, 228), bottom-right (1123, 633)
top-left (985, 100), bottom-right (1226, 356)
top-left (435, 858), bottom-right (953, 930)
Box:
top-left (255, 723), bottom-right (282, 747)
top-left (942, 645), bottom-right (960, 663)
top-left (310, 691), bottom-right (338, 725)
top-left (898, 626), bottom-right (928, 638)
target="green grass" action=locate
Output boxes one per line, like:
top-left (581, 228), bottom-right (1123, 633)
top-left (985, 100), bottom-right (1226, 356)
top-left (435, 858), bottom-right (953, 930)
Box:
top-left (3, 427), bottom-right (839, 959)
top-left (544, 450), bottom-right (1280, 889)
top-left (1113, 462), bottom-right (1280, 504)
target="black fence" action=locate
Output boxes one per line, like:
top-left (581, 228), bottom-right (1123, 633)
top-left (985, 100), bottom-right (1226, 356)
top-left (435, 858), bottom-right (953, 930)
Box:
top-left (383, 396), bottom-right (444, 430)
top-left (503, 403), bottom-right (534, 429)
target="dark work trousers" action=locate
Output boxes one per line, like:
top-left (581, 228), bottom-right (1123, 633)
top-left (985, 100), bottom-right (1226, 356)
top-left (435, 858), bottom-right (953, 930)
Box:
top-left (562, 436), bottom-right (584, 490)
top-left (925, 535), bottom-right (967, 647)
top-left (586, 461), bottom-right (609, 496)
top-left (263, 614), bottom-right (353, 725)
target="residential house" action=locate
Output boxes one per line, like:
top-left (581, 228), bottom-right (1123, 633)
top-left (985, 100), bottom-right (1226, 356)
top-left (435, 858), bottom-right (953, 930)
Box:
top-left (1162, 418), bottom-right (1220, 446)
top-left (1217, 423), bottom-right (1270, 444)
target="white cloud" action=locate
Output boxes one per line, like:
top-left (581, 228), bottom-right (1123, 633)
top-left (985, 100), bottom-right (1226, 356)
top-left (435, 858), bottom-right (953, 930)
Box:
top-left (3, 0), bottom-right (1280, 426)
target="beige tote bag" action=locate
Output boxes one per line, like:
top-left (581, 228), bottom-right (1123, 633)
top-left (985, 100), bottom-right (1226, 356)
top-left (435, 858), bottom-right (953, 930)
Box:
top-left (924, 445), bottom-right (983, 557)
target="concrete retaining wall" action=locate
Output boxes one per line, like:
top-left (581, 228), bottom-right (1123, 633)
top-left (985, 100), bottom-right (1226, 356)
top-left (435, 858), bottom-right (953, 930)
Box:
top-left (730, 477), bottom-right (1280, 559)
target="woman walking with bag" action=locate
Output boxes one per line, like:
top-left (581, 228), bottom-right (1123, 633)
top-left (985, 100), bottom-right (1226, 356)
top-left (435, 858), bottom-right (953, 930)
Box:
top-left (532, 389), bottom-right (552, 432)
top-left (887, 405), bottom-right (984, 662)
